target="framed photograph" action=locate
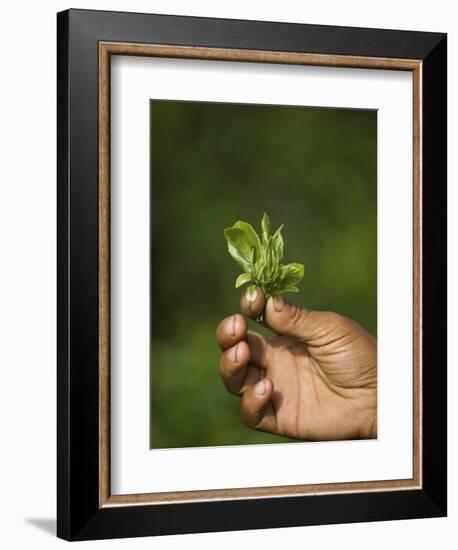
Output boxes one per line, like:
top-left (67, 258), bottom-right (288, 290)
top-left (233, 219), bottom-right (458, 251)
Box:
top-left (57, 9), bottom-right (447, 541)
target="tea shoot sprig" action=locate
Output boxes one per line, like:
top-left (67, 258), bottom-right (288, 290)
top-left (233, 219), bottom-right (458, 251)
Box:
top-left (224, 213), bottom-right (304, 320)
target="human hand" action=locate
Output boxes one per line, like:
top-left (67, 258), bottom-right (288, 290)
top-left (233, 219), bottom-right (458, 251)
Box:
top-left (216, 288), bottom-right (377, 441)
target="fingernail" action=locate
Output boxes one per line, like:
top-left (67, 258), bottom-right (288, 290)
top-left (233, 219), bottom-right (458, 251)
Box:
top-left (225, 315), bottom-right (236, 336)
top-left (246, 286), bottom-right (258, 303)
top-left (273, 295), bottom-right (285, 312)
top-left (255, 379), bottom-right (266, 397)
top-left (229, 343), bottom-right (238, 362)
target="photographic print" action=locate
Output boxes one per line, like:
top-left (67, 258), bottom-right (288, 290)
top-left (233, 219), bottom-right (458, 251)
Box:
top-left (58, 10), bottom-right (446, 539)
top-left (150, 100), bottom-right (377, 449)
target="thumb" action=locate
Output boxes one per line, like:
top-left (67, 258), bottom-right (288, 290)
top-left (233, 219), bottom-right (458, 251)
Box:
top-left (264, 295), bottom-right (330, 342)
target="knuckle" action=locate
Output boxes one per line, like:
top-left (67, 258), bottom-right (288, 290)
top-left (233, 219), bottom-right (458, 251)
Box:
top-left (287, 304), bottom-right (305, 330)
top-left (323, 311), bottom-right (346, 327)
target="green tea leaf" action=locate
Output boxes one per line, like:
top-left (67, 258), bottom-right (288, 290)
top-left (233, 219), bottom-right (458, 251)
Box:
top-left (271, 225), bottom-right (284, 263)
top-left (224, 227), bottom-right (253, 272)
top-left (256, 259), bottom-right (268, 283)
top-left (235, 272), bottom-right (252, 288)
top-left (224, 213), bottom-right (305, 303)
top-left (261, 212), bottom-right (271, 245)
top-left (233, 221), bottom-right (261, 261)
top-left (278, 262), bottom-right (304, 286)
top-left (266, 238), bottom-right (276, 278)
top-left (275, 284), bottom-right (300, 295)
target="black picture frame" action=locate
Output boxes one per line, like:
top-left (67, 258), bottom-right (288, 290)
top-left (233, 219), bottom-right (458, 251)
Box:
top-left (57, 8), bottom-right (447, 541)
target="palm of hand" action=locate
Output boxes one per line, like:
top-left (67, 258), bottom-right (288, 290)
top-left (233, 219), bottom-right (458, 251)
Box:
top-left (255, 319), bottom-right (377, 440)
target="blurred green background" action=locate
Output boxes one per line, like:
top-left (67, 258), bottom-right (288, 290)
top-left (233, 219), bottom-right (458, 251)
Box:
top-left (150, 100), bottom-right (377, 449)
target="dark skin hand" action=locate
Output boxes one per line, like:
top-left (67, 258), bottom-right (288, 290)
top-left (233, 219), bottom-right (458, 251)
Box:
top-left (216, 288), bottom-right (377, 441)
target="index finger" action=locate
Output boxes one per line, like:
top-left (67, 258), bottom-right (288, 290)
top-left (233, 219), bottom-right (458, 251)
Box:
top-left (240, 286), bottom-right (266, 320)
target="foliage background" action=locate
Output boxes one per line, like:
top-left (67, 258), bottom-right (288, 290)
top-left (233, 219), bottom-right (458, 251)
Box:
top-left (150, 100), bottom-right (377, 448)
